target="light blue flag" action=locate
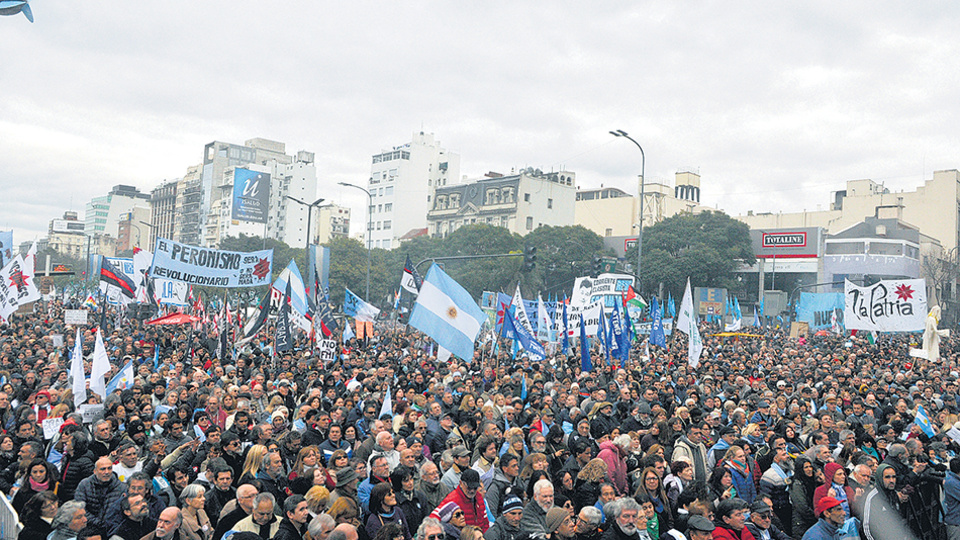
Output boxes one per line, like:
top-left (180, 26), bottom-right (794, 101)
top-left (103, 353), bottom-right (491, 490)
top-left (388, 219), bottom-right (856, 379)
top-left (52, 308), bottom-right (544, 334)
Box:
top-left (105, 359), bottom-right (135, 395)
top-left (501, 302), bottom-right (546, 361)
top-left (734, 297), bottom-right (742, 320)
top-left (650, 297), bottom-right (667, 349)
top-left (580, 308), bottom-right (592, 373)
top-left (153, 346), bottom-right (159, 371)
top-left (342, 321), bottom-right (356, 342)
top-left (562, 299), bottom-right (571, 356)
top-left (380, 387), bottom-right (393, 419)
top-left (409, 265), bottom-right (487, 361)
top-left (915, 405), bottom-right (937, 437)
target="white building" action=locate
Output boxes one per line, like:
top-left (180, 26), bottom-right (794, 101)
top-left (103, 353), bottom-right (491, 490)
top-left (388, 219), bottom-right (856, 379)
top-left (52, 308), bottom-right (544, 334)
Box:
top-left (206, 151), bottom-right (318, 248)
top-left (427, 168), bottom-right (577, 237)
top-left (366, 132), bottom-right (460, 249)
top-left (314, 204), bottom-right (351, 244)
top-left (84, 185), bottom-right (151, 240)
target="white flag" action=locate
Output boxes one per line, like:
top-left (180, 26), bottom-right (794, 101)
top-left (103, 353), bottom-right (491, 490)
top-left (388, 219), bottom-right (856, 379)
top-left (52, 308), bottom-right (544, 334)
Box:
top-left (380, 386), bottom-right (393, 419)
top-left (511, 284), bottom-right (536, 337)
top-left (537, 294), bottom-right (552, 342)
top-left (20, 242), bottom-right (41, 304)
top-left (132, 248), bottom-right (153, 303)
top-left (89, 329), bottom-right (111, 400)
top-left (70, 329), bottom-right (86, 409)
top-left (678, 279), bottom-right (704, 367)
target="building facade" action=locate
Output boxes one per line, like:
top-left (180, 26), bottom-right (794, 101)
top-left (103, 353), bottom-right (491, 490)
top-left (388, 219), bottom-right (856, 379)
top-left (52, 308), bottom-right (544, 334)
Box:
top-left (427, 168), bottom-right (576, 237)
top-left (47, 211), bottom-right (85, 259)
top-left (366, 132), bottom-right (460, 249)
top-left (117, 207), bottom-right (152, 252)
top-left (84, 185), bottom-right (151, 239)
top-left (174, 166), bottom-right (202, 246)
top-left (314, 204), bottom-right (351, 244)
top-left (149, 180), bottom-right (178, 251)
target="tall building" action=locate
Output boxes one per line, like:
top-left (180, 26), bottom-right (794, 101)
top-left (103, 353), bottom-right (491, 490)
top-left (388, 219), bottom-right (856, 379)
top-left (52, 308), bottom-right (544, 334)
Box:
top-left (205, 151), bottom-right (318, 248)
top-left (314, 204), bottom-right (351, 244)
top-left (199, 138), bottom-right (293, 247)
top-left (47, 211), bottom-right (85, 259)
top-left (366, 132), bottom-right (460, 249)
top-left (427, 168), bottom-right (576, 237)
top-left (737, 169), bottom-right (960, 252)
top-left (84, 185), bottom-right (151, 239)
top-left (174, 165), bottom-right (202, 246)
top-left (149, 180), bottom-right (178, 251)
top-left (117, 207), bottom-right (151, 252)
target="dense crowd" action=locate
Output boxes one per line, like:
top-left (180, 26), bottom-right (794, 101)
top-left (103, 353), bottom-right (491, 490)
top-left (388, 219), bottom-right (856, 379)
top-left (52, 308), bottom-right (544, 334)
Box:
top-left (1, 299), bottom-right (960, 540)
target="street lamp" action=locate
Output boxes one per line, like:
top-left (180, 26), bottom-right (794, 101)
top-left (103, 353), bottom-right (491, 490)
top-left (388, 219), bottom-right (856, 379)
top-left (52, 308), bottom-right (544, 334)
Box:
top-left (338, 182), bottom-right (372, 301)
top-left (610, 130), bottom-right (645, 292)
top-left (285, 196), bottom-right (326, 250)
top-left (140, 221), bottom-right (157, 251)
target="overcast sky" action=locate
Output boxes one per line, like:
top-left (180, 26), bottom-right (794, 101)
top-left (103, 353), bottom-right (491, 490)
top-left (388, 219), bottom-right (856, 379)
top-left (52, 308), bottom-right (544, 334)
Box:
top-left (3, 2), bottom-right (959, 245)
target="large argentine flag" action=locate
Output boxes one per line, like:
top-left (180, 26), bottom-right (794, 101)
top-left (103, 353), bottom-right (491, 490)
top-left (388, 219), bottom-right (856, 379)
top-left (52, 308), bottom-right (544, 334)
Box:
top-left (409, 265), bottom-right (486, 361)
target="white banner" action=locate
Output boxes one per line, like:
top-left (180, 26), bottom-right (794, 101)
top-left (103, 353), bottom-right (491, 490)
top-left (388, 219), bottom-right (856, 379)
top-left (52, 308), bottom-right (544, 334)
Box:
top-left (844, 279), bottom-right (927, 332)
top-left (317, 340), bottom-right (338, 362)
top-left (64, 309), bottom-right (88, 325)
top-left (154, 278), bottom-right (190, 306)
top-left (150, 238), bottom-right (273, 288)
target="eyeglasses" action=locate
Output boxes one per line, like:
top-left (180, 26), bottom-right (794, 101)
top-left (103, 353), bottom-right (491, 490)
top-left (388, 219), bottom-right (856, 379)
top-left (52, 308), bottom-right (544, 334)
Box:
top-left (426, 535), bottom-right (444, 540)
top-left (453, 511), bottom-right (464, 517)
top-left (756, 512), bottom-right (772, 519)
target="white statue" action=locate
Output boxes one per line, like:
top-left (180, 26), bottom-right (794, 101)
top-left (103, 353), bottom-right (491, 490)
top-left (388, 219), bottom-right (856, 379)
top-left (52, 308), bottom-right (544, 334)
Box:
top-left (910, 306), bottom-right (950, 361)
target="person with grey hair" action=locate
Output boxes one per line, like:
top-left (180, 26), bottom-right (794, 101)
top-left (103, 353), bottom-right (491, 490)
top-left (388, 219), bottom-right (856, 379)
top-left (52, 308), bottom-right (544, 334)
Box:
top-left (415, 517), bottom-right (444, 540)
top-left (258, 451), bottom-right (288, 503)
top-left (417, 460), bottom-right (450, 510)
top-left (308, 514), bottom-right (336, 540)
top-left (179, 484), bottom-right (211, 540)
top-left (520, 478), bottom-right (554, 534)
top-left (233, 493), bottom-right (280, 539)
top-left (141, 507), bottom-right (183, 540)
top-left (832, 430), bottom-right (856, 459)
top-left (49, 501), bottom-right (88, 540)
top-left (575, 506), bottom-right (602, 540)
top-left (600, 498), bottom-right (641, 540)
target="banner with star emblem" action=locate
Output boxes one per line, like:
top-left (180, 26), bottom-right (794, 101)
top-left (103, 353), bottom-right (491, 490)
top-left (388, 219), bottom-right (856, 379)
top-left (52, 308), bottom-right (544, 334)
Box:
top-left (0, 253), bottom-right (36, 321)
top-left (150, 238), bottom-right (273, 288)
top-left (844, 278), bottom-right (927, 332)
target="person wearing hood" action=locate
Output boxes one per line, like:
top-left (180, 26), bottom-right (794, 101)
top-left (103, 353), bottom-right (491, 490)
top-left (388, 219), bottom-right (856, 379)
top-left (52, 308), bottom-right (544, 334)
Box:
top-left (790, 456), bottom-right (821, 536)
top-left (597, 434), bottom-right (630, 495)
top-left (812, 462), bottom-right (856, 520)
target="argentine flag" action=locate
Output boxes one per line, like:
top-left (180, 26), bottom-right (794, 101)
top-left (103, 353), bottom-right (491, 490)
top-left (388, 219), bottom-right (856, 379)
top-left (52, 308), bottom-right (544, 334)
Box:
top-left (106, 359), bottom-right (135, 395)
top-left (409, 265), bottom-right (486, 361)
top-left (915, 404), bottom-right (937, 438)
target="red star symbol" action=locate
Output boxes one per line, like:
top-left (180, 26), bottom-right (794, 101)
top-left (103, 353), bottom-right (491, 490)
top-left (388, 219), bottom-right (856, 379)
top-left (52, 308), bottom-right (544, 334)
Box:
top-left (8, 268), bottom-right (25, 290)
top-left (895, 283), bottom-right (914, 301)
top-left (253, 258), bottom-right (271, 279)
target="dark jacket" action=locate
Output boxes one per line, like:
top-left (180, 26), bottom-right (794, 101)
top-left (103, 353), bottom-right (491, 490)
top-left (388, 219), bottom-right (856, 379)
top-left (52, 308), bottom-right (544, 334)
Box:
top-left (104, 491), bottom-right (166, 537)
top-left (58, 448), bottom-right (96, 502)
top-left (485, 468), bottom-right (522, 515)
top-left (113, 516), bottom-right (158, 540)
top-left (212, 506), bottom-right (250, 540)
top-left (599, 521), bottom-right (640, 540)
top-left (204, 485), bottom-right (237, 528)
top-left (274, 517), bottom-right (304, 540)
top-left (744, 521), bottom-right (789, 540)
top-left (74, 473), bottom-right (127, 534)
top-left (17, 517), bottom-right (52, 540)
top-left (483, 518), bottom-right (520, 540)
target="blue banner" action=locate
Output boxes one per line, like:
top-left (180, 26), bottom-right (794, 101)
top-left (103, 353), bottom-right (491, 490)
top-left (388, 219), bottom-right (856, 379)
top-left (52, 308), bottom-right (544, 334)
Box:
top-left (232, 168), bottom-right (271, 223)
top-left (150, 238), bottom-right (273, 288)
top-left (0, 231), bottom-right (12, 267)
top-left (797, 292), bottom-right (844, 330)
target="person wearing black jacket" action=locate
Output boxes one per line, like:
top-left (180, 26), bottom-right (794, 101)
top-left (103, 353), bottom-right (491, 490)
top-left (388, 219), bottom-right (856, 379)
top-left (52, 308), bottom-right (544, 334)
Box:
top-left (275, 495), bottom-right (310, 540)
top-left (58, 430), bottom-right (96, 502)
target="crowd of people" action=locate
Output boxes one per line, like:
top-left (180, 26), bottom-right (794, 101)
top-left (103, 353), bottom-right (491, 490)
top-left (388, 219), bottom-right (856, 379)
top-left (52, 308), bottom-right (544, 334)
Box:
top-left (1, 299), bottom-right (960, 540)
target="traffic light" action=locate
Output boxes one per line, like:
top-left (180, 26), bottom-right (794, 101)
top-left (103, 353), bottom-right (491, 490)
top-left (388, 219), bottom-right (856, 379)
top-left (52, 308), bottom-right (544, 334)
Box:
top-left (523, 246), bottom-right (537, 272)
top-left (593, 257), bottom-right (603, 276)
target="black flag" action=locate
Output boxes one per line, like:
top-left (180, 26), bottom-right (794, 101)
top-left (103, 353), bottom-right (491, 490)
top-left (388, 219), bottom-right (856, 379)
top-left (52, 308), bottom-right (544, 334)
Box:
top-left (275, 281), bottom-right (293, 353)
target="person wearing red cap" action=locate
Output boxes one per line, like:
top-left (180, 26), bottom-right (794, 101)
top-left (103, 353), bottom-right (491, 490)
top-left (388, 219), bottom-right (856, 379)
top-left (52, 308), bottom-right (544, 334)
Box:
top-left (801, 496), bottom-right (846, 540)
top-left (33, 390), bottom-right (51, 423)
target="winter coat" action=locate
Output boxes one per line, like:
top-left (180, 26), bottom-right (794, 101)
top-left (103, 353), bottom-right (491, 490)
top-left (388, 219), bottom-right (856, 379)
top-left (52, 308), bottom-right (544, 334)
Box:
top-left (484, 518), bottom-right (520, 540)
top-left (58, 448), bottom-right (96, 502)
top-left (365, 507), bottom-right (411, 540)
top-left (273, 518), bottom-right (305, 540)
top-left (597, 441), bottom-right (627, 495)
top-left (439, 485), bottom-right (489, 532)
top-left (799, 518), bottom-right (840, 540)
top-left (709, 523), bottom-right (756, 540)
top-left (485, 468), bottom-right (522, 515)
top-left (74, 473), bottom-right (127, 533)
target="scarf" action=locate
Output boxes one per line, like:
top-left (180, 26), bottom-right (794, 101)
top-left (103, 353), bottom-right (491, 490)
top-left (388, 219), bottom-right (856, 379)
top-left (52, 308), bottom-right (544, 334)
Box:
top-left (832, 482), bottom-right (850, 514)
top-left (729, 459), bottom-right (748, 476)
top-left (770, 462), bottom-right (792, 482)
top-left (29, 477), bottom-right (50, 492)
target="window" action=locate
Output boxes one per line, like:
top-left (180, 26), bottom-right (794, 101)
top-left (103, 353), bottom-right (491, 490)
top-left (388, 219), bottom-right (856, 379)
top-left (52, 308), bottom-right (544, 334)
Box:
top-left (605, 228), bottom-right (613, 237)
top-left (377, 205), bottom-right (382, 213)
top-left (383, 220), bottom-right (391, 230)
top-left (547, 198), bottom-right (553, 209)
top-left (385, 186), bottom-right (394, 195)
top-left (524, 193), bottom-right (531, 202)
top-left (376, 221), bottom-right (382, 230)
top-left (526, 217), bottom-right (533, 230)
top-left (384, 203), bottom-right (392, 212)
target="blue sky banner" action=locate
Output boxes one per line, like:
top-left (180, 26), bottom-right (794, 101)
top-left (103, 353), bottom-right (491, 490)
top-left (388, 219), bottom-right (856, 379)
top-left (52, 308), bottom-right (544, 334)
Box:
top-left (150, 238), bottom-right (273, 288)
top-left (797, 292), bottom-right (844, 330)
top-left (232, 168), bottom-right (271, 223)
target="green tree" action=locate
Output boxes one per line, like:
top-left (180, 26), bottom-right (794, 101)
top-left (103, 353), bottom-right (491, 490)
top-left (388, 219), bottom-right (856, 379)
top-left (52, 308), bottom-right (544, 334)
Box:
top-left (627, 211), bottom-right (755, 297)
top-left (521, 225), bottom-right (611, 297)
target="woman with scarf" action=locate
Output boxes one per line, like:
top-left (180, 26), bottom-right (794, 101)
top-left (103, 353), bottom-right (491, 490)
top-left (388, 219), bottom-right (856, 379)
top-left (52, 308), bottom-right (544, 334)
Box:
top-left (813, 462), bottom-right (857, 520)
top-left (366, 482), bottom-right (412, 540)
top-left (633, 466), bottom-right (673, 533)
top-left (12, 458), bottom-right (59, 514)
top-left (790, 456), bottom-right (820, 535)
top-left (722, 445), bottom-right (757, 504)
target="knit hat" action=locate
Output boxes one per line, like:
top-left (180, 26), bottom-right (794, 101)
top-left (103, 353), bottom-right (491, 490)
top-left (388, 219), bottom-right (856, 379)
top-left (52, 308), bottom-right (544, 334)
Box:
top-left (545, 507), bottom-right (568, 533)
top-left (815, 496), bottom-right (842, 516)
top-left (502, 496), bottom-right (523, 513)
top-left (431, 502), bottom-right (461, 523)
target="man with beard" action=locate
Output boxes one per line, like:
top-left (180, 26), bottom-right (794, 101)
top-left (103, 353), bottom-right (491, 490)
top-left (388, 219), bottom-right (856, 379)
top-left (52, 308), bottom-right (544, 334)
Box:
top-left (484, 496), bottom-right (523, 540)
top-left (520, 479), bottom-right (554, 535)
top-left (113, 493), bottom-right (157, 540)
top-left (621, 402), bottom-right (653, 435)
top-left (759, 446), bottom-right (793, 535)
top-left (417, 461), bottom-right (451, 510)
top-left (600, 498), bottom-right (642, 540)
top-left (574, 506), bottom-right (602, 540)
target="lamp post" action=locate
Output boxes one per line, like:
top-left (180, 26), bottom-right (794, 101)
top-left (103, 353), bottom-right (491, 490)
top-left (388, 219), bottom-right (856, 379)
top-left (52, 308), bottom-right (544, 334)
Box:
top-left (139, 221), bottom-right (156, 251)
top-left (610, 130), bottom-right (645, 292)
top-left (285, 196), bottom-right (326, 250)
top-left (338, 182), bottom-right (372, 301)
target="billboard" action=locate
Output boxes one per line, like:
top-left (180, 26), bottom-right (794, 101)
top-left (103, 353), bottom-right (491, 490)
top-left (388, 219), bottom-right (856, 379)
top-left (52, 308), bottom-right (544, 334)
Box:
top-left (150, 238), bottom-right (273, 288)
top-left (231, 168), bottom-right (270, 223)
top-left (695, 287), bottom-right (727, 316)
top-left (750, 227), bottom-right (821, 259)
